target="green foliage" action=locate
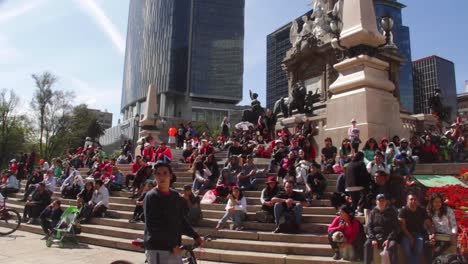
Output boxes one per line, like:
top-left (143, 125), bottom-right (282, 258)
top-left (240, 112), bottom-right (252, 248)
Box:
top-left (0, 89), bottom-right (32, 167)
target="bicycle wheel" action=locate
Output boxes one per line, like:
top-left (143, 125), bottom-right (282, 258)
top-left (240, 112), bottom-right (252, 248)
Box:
top-left (0, 209), bottom-right (21, 235)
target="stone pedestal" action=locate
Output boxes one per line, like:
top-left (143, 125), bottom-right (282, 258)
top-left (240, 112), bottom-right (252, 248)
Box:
top-left (325, 55), bottom-right (404, 144)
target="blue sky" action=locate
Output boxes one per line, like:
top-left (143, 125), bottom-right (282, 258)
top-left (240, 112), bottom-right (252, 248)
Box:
top-left (0, 0), bottom-right (467, 125)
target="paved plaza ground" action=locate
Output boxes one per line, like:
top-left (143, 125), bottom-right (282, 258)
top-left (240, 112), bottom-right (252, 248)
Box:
top-left (0, 230), bottom-right (146, 264)
top-left (0, 230), bottom-right (226, 264)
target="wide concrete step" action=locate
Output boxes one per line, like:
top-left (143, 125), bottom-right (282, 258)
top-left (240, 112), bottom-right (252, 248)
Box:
top-left (88, 218), bottom-right (329, 244)
top-left (9, 192), bottom-right (136, 205)
top-left (200, 204), bottom-right (337, 215)
top-left (202, 210), bottom-right (348, 224)
top-left (80, 224), bottom-right (333, 257)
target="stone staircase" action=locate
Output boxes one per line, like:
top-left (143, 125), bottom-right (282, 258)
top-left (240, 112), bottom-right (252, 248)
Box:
top-left (6, 157), bottom-right (467, 264)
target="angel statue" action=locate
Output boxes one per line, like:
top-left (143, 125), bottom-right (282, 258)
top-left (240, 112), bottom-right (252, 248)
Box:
top-left (249, 90), bottom-right (262, 114)
top-left (290, 20), bottom-right (301, 50)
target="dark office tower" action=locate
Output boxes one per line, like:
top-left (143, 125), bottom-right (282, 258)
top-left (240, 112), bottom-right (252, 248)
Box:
top-left (374, 0), bottom-right (414, 113)
top-left (413, 55), bottom-right (457, 121)
top-left (121, 0), bottom-right (244, 122)
top-left (266, 11), bottom-right (312, 109)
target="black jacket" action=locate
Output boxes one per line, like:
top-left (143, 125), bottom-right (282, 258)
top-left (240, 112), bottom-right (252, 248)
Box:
top-left (367, 206), bottom-right (400, 241)
top-left (144, 189), bottom-right (200, 251)
top-left (345, 161), bottom-right (371, 189)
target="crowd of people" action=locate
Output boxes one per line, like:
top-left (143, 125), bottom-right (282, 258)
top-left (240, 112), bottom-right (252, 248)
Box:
top-left (0, 114), bottom-right (465, 263)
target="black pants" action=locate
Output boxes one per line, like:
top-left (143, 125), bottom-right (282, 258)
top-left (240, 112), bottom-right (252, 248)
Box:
top-left (0, 187), bottom-right (18, 197)
top-left (23, 204), bottom-right (46, 219)
top-left (364, 239), bottom-right (397, 264)
top-left (347, 190), bottom-right (365, 212)
top-left (132, 205), bottom-right (143, 220)
top-left (177, 136), bottom-right (185, 148)
top-left (125, 174), bottom-right (135, 188)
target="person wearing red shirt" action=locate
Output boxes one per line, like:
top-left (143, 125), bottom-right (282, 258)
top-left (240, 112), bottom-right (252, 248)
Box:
top-left (104, 158), bottom-right (116, 175)
top-left (155, 143), bottom-right (172, 164)
top-left (199, 139), bottom-right (215, 156)
top-left (327, 204), bottom-right (366, 260)
top-left (9, 159), bottom-right (18, 174)
top-left (125, 156), bottom-right (145, 190)
top-left (142, 143), bottom-right (155, 162)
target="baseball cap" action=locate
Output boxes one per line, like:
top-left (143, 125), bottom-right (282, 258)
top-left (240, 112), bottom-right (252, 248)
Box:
top-left (376, 194), bottom-right (386, 200)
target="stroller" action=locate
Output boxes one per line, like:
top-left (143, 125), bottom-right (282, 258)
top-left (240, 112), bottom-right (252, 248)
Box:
top-left (46, 206), bottom-right (80, 248)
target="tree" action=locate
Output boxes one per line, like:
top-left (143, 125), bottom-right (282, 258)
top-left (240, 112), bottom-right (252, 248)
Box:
top-left (0, 89), bottom-right (30, 166)
top-left (87, 118), bottom-right (105, 140)
top-left (42, 90), bottom-right (74, 160)
top-left (31, 72), bottom-right (56, 157)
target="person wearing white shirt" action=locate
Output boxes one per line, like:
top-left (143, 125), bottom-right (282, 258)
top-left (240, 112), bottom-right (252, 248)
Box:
top-left (366, 151), bottom-right (389, 175)
top-left (427, 193), bottom-right (458, 258)
top-left (89, 180), bottom-right (109, 218)
top-left (0, 171), bottom-right (19, 197)
top-left (216, 186), bottom-right (247, 231)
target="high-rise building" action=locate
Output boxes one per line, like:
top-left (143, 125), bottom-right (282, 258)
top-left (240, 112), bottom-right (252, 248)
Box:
top-left (374, 0), bottom-right (414, 112)
top-left (121, 0), bottom-right (244, 122)
top-left (465, 80), bottom-right (468, 93)
top-left (413, 55), bottom-right (457, 121)
top-left (457, 92), bottom-right (468, 126)
top-left (266, 11), bottom-right (312, 110)
top-left (87, 109), bottom-right (113, 130)
top-left (266, 0), bottom-right (414, 111)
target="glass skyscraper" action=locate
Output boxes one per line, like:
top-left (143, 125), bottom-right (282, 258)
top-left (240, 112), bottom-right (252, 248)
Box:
top-left (413, 55), bottom-right (457, 121)
top-left (374, 0), bottom-right (414, 113)
top-left (121, 0), bottom-right (244, 120)
top-left (266, 0), bottom-right (414, 112)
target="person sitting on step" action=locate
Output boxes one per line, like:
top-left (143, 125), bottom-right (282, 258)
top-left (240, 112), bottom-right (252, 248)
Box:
top-left (237, 155), bottom-right (259, 191)
top-left (305, 162), bottom-right (327, 201)
top-left (80, 180), bottom-right (109, 223)
top-left (0, 170), bottom-right (19, 197)
top-left (129, 181), bottom-right (155, 223)
top-left (258, 176), bottom-right (280, 223)
top-left (328, 204), bottom-right (366, 261)
top-left (182, 184), bottom-right (202, 226)
top-left (192, 160), bottom-right (212, 195)
top-left (271, 180), bottom-right (307, 233)
top-left (22, 182), bottom-right (51, 225)
top-left (364, 194), bottom-right (399, 264)
top-left (20, 169), bottom-right (55, 202)
top-left (216, 186), bottom-right (247, 231)
top-left (77, 181), bottom-right (94, 208)
top-left (39, 199), bottom-right (63, 238)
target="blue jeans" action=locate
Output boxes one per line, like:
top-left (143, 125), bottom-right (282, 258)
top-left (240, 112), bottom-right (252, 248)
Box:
top-left (192, 179), bottom-right (209, 193)
top-left (274, 202), bottom-right (303, 225)
top-left (145, 249), bottom-right (182, 264)
top-left (218, 210), bottom-right (246, 228)
top-left (238, 177), bottom-right (257, 191)
top-left (401, 233), bottom-right (424, 264)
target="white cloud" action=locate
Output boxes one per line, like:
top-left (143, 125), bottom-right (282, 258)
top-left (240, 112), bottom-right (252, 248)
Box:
top-left (0, 0), bottom-right (46, 24)
top-left (0, 36), bottom-right (23, 63)
top-left (73, 0), bottom-right (126, 56)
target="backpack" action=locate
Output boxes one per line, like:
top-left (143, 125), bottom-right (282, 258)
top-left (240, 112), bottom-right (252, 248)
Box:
top-left (255, 210), bottom-right (274, 223)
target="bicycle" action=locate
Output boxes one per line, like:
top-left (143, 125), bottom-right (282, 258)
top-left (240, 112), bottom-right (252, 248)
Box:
top-left (129, 235), bottom-right (212, 264)
top-left (0, 196), bottom-right (22, 235)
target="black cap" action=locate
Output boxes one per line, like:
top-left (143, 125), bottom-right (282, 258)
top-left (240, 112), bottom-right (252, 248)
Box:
top-left (376, 194), bottom-right (386, 200)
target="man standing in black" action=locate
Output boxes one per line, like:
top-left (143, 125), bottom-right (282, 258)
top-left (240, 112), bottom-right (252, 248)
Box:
top-left (144, 163), bottom-right (203, 264)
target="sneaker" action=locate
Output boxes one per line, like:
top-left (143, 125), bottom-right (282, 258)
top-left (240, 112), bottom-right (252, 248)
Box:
top-left (215, 223), bottom-right (222, 230)
top-left (129, 219), bottom-right (136, 223)
top-left (332, 252), bottom-right (341, 260)
top-left (235, 226), bottom-right (244, 231)
top-left (355, 211), bottom-right (364, 217)
top-left (272, 226), bottom-right (282, 233)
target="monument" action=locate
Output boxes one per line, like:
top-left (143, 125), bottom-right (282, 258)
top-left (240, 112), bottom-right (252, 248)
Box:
top-left (137, 84), bottom-right (162, 154)
top-left (277, 0), bottom-right (410, 148)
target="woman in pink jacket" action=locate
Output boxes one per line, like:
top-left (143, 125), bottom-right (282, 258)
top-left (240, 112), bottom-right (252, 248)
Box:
top-left (327, 204), bottom-right (365, 260)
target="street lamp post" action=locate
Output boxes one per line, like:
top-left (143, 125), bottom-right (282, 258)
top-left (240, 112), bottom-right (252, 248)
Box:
top-left (133, 114), bottom-right (140, 153)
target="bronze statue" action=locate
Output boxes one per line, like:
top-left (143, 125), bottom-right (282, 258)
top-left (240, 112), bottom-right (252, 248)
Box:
top-left (288, 82), bottom-right (307, 116)
top-left (273, 97), bottom-right (289, 118)
top-left (242, 90), bottom-right (264, 124)
top-left (304, 88), bottom-right (321, 115)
